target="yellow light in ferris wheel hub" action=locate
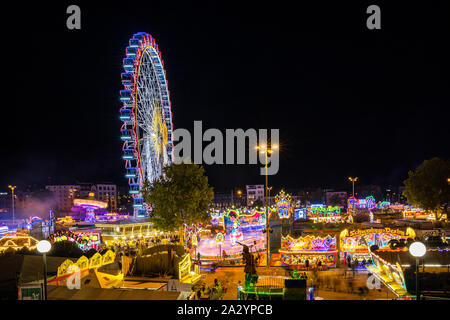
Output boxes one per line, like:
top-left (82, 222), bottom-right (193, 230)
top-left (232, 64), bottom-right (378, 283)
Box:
top-left (151, 106), bottom-right (168, 159)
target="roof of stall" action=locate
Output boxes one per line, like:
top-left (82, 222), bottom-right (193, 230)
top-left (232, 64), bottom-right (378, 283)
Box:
top-left (94, 219), bottom-right (152, 227)
top-left (372, 248), bottom-right (450, 266)
top-left (47, 285), bottom-right (181, 300)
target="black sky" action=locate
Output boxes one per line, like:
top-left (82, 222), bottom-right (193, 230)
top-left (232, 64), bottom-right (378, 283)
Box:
top-left (3, 1), bottom-right (450, 193)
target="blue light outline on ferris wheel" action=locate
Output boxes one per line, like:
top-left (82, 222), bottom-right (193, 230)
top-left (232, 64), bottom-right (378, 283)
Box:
top-left (119, 108), bottom-right (132, 121)
top-left (119, 32), bottom-right (174, 217)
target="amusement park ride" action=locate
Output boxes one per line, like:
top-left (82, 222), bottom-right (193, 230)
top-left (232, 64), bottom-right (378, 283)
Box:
top-left (119, 32), bottom-right (174, 218)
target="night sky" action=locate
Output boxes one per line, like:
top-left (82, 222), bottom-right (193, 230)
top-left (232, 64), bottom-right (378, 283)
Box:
top-left (4, 1), bottom-right (449, 193)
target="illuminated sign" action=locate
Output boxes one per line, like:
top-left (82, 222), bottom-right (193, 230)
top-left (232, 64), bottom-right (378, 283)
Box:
top-left (216, 232), bottom-right (224, 245)
top-left (340, 228), bottom-right (415, 253)
top-left (282, 235), bottom-right (337, 251)
top-left (275, 190), bottom-right (292, 219)
top-left (346, 227), bottom-right (412, 237)
top-left (309, 206), bottom-right (341, 216)
top-left (294, 208), bottom-right (307, 220)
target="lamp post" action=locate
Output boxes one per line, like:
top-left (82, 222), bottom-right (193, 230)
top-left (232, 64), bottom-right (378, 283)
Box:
top-left (8, 185), bottom-right (16, 224)
top-left (348, 177), bottom-right (358, 197)
top-left (409, 241), bottom-right (426, 301)
top-left (37, 240), bottom-right (52, 300)
top-left (348, 178), bottom-right (358, 215)
top-left (267, 186), bottom-right (272, 207)
top-left (255, 144), bottom-right (278, 269)
top-left (237, 189), bottom-right (242, 207)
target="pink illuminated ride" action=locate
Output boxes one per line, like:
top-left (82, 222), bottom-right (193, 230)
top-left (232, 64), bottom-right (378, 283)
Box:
top-left (189, 208), bottom-right (267, 266)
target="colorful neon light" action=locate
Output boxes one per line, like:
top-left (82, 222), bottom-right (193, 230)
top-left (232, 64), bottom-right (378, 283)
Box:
top-left (340, 227), bottom-right (415, 253)
top-left (216, 232), bottom-right (224, 245)
top-left (275, 190), bottom-right (292, 219)
top-left (347, 195), bottom-right (377, 210)
top-left (281, 234), bottom-right (337, 251)
top-left (279, 235), bottom-right (338, 268)
top-left (73, 199), bottom-right (108, 209)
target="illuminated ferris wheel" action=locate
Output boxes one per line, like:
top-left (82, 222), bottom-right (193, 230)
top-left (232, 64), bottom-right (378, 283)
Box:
top-left (119, 32), bottom-right (174, 217)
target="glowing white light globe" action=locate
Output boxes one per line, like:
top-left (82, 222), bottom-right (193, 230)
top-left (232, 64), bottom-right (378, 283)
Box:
top-left (409, 241), bottom-right (426, 257)
top-left (37, 240), bottom-right (52, 253)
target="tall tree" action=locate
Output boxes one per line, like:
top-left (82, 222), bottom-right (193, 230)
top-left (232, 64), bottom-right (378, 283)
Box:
top-left (403, 158), bottom-right (450, 220)
top-left (143, 163), bottom-right (214, 244)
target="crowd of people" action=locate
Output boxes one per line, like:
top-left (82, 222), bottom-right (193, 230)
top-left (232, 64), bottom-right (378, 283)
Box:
top-left (191, 278), bottom-right (225, 300)
top-left (291, 257), bottom-right (326, 270)
top-left (312, 269), bottom-right (373, 298)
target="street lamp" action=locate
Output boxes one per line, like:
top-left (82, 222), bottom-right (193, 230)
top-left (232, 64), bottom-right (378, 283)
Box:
top-left (8, 185), bottom-right (16, 224)
top-left (37, 240), bottom-right (52, 300)
top-left (255, 143), bottom-right (278, 269)
top-left (348, 177), bottom-right (358, 197)
top-left (236, 189), bottom-right (243, 206)
top-left (409, 241), bottom-right (426, 300)
top-left (267, 186), bottom-right (273, 206)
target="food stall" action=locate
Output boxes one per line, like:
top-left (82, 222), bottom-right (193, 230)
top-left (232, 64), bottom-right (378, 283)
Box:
top-left (306, 204), bottom-right (351, 223)
top-left (339, 227), bottom-right (416, 264)
top-left (279, 234), bottom-right (338, 270)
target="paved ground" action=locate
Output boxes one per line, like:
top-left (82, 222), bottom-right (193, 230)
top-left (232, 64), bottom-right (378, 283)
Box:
top-left (200, 266), bottom-right (397, 300)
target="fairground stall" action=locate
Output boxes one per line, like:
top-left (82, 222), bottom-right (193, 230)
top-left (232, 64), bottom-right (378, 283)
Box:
top-left (402, 205), bottom-right (438, 220)
top-left (347, 196), bottom-right (377, 211)
top-left (95, 220), bottom-right (157, 247)
top-left (0, 232), bottom-right (39, 252)
top-left (306, 204), bottom-right (352, 223)
top-left (376, 201), bottom-right (391, 210)
top-left (279, 234), bottom-right (338, 270)
top-left (339, 227), bottom-right (416, 265)
top-left (46, 250), bottom-right (122, 288)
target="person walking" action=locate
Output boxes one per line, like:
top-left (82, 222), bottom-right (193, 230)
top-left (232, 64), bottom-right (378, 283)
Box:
top-left (352, 260), bottom-right (357, 276)
top-left (332, 277), bottom-right (338, 292)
